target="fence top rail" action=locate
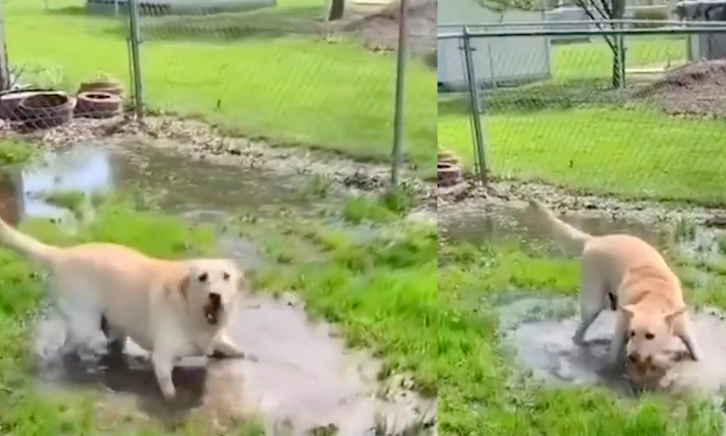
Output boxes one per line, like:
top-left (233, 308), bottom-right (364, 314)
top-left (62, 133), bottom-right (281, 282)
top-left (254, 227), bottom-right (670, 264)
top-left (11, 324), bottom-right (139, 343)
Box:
top-left (437, 25), bottom-right (726, 39)
top-left (438, 19), bottom-right (726, 28)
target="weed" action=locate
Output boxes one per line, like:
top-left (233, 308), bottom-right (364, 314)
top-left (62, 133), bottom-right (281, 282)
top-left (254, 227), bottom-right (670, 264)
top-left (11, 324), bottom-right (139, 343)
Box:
top-left (302, 174), bottom-right (334, 199)
top-left (342, 195), bottom-right (395, 223)
top-left (341, 188), bottom-right (414, 224)
top-left (674, 217), bottom-right (697, 243)
top-left (0, 140), bottom-right (37, 165)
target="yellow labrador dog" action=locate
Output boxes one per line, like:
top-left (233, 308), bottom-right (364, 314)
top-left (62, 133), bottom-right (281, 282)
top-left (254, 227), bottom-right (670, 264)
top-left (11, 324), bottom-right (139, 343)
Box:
top-left (0, 215), bottom-right (247, 400)
top-left (528, 199), bottom-right (701, 370)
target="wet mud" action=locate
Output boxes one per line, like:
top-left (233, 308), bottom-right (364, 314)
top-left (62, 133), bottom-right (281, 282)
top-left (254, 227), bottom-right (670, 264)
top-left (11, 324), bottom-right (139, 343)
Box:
top-left (3, 145), bottom-right (435, 434)
top-left (499, 297), bottom-right (726, 397)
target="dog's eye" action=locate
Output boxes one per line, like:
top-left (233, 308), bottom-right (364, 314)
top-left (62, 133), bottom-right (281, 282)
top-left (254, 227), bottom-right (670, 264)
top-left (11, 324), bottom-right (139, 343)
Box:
top-left (198, 272), bottom-right (208, 283)
top-left (222, 272), bottom-right (230, 281)
top-left (645, 333), bottom-right (654, 340)
top-left (629, 330), bottom-right (636, 337)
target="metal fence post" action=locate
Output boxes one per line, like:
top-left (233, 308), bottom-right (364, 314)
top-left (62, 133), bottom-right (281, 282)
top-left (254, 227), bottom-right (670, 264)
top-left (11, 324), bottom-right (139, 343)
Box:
top-left (390, 0), bottom-right (408, 188)
top-left (462, 27), bottom-right (487, 184)
top-left (127, 0), bottom-right (144, 120)
top-left (0, 1), bottom-right (9, 92)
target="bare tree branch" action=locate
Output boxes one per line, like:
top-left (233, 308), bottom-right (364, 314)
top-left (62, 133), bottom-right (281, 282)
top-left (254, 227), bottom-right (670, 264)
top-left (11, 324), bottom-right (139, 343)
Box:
top-left (594, 0), bottom-right (612, 21)
top-left (573, 0), bottom-right (615, 49)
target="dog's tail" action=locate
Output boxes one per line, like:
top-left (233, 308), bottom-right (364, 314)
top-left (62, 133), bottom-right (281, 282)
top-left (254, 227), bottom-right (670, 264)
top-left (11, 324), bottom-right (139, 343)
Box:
top-left (528, 198), bottom-right (592, 253)
top-left (0, 215), bottom-right (60, 265)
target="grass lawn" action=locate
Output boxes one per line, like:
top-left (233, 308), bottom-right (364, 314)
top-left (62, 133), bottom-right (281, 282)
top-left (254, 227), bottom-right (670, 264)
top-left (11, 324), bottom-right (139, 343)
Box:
top-left (5, 0), bottom-right (436, 171)
top-left (553, 36), bottom-right (687, 81)
top-left (0, 144), bottom-right (436, 433)
top-left (438, 237), bottom-right (726, 436)
top-left (438, 105), bottom-right (726, 204)
top-left (438, 36), bottom-right (712, 202)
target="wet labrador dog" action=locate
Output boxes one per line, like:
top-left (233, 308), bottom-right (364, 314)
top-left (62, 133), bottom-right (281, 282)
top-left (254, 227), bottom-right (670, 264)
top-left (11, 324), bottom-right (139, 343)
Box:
top-left (528, 199), bottom-right (702, 371)
top-left (0, 214), bottom-right (248, 400)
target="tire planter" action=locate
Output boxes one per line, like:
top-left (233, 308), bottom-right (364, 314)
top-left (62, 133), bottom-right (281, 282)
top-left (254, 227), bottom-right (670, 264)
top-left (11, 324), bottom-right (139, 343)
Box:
top-left (438, 162), bottom-right (463, 187)
top-left (0, 88), bottom-right (53, 120)
top-left (77, 80), bottom-right (123, 96)
top-left (17, 92), bottom-right (74, 129)
top-left (75, 91), bottom-right (122, 118)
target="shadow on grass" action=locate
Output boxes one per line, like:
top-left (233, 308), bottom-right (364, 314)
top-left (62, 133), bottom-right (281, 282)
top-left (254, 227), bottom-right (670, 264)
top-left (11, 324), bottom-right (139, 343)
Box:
top-left (439, 77), bottom-right (654, 116)
top-left (95, 5), bottom-right (327, 42)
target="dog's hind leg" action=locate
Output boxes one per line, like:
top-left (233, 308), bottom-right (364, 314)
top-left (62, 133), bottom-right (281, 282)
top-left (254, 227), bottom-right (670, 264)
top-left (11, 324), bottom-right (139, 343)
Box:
top-left (100, 315), bottom-right (127, 357)
top-left (573, 262), bottom-right (605, 346)
top-left (57, 301), bottom-right (100, 357)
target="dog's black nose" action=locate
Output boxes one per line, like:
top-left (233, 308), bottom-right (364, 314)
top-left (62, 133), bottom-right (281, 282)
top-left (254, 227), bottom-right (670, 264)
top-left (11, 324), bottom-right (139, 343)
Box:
top-left (628, 352), bottom-right (640, 363)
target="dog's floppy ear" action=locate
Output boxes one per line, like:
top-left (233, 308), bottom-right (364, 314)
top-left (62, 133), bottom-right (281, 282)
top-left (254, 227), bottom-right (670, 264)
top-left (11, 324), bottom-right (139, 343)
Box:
top-left (663, 306), bottom-right (686, 324)
top-left (173, 270), bottom-right (191, 300)
top-left (619, 304), bottom-right (637, 316)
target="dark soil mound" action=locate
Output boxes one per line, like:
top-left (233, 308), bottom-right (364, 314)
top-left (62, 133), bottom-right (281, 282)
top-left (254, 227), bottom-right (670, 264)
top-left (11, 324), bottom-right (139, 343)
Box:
top-left (638, 60), bottom-right (726, 118)
top-left (347, 0), bottom-right (436, 55)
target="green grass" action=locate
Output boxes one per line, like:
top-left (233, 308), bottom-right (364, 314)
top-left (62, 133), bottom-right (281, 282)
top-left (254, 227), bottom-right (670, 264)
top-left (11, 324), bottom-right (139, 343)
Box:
top-left (553, 37), bottom-right (687, 81)
top-left (243, 214), bottom-right (438, 397)
top-left (6, 0), bottom-right (436, 171)
top-left (438, 237), bottom-right (726, 436)
top-left (0, 140), bottom-right (40, 165)
top-left (438, 105), bottom-right (726, 204)
top-left (438, 37), bottom-right (711, 202)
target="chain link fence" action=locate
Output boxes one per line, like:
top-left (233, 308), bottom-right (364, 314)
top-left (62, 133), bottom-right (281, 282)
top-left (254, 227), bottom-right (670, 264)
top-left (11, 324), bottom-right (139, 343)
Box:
top-left (438, 22), bottom-right (726, 204)
top-left (0, 0), bottom-right (436, 182)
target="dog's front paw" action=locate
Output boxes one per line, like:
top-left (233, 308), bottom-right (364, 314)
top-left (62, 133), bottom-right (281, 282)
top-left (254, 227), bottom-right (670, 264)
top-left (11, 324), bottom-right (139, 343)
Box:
top-left (160, 382), bottom-right (176, 400)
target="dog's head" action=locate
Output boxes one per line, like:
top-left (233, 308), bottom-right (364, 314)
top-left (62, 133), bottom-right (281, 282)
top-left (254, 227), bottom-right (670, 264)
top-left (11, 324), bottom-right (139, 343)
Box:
top-left (178, 259), bottom-right (244, 326)
top-left (620, 303), bottom-right (684, 364)
top-left (625, 353), bottom-right (669, 389)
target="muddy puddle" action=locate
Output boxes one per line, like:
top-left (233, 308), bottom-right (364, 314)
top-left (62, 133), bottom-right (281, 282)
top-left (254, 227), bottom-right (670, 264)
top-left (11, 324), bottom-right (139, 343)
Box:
top-left (439, 201), bottom-right (665, 248)
top-left (9, 144), bottom-right (434, 435)
top-left (5, 141), bottom-right (323, 222)
top-left (499, 296), bottom-right (726, 398)
top-left (35, 293), bottom-right (434, 435)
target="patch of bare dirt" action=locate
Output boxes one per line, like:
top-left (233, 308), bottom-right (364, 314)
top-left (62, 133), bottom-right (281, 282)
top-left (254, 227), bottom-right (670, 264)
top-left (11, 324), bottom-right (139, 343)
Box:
top-left (344, 0), bottom-right (436, 55)
top-left (637, 60), bottom-right (726, 118)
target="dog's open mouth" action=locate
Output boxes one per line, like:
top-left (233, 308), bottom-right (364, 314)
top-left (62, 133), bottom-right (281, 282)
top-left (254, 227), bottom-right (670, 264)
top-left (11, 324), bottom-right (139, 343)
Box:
top-left (204, 293), bottom-right (223, 325)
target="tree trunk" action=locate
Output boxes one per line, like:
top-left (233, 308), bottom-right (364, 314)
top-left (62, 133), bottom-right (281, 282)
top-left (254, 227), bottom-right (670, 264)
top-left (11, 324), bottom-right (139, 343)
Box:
top-left (610, 0), bottom-right (627, 88)
top-left (328, 0), bottom-right (345, 21)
